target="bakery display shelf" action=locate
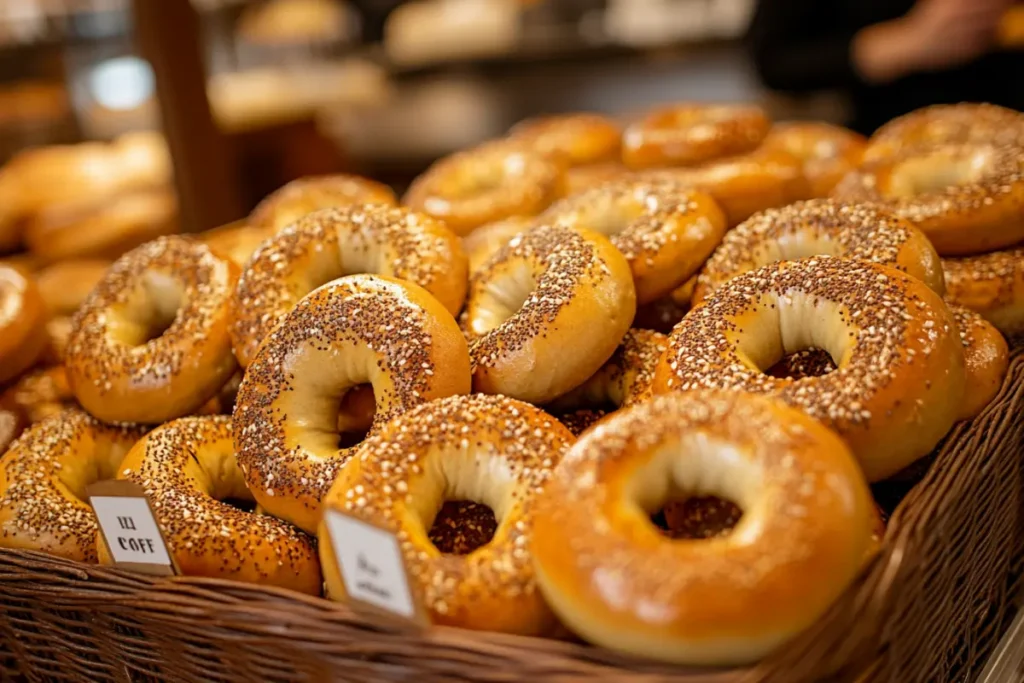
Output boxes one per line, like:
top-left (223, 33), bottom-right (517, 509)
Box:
top-left (1, 347), bottom-right (1021, 683)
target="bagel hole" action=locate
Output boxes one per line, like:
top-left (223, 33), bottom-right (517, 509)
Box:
top-left (889, 150), bottom-right (989, 197)
top-left (650, 496), bottom-right (743, 540)
top-left (336, 384), bottom-right (375, 448)
top-left (428, 500), bottom-right (497, 555)
top-left (221, 498), bottom-right (258, 514)
top-left (763, 347), bottom-right (837, 380)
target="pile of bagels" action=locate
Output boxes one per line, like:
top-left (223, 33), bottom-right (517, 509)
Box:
top-left (1, 101), bottom-right (1022, 667)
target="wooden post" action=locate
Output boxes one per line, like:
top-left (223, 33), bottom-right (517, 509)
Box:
top-left (132, 0), bottom-right (243, 232)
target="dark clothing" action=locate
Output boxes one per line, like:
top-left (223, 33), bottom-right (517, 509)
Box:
top-left (748, 0), bottom-right (1024, 134)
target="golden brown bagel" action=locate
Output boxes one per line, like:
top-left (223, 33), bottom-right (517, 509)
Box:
top-left (199, 221), bottom-right (270, 266)
top-left (540, 179), bottom-right (726, 304)
top-left (623, 103), bottom-right (771, 169)
top-left (693, 200), bottom-right (945, 304)
top-left (0, 409), bottom-right (145, 562)
top-left (320, 393), bottom-right (573, 635)
top-left (230, 205), bottom-right (467, 367)
top-left (462, 216), bottom-right (533, 275)
top-left (248, 174), bottom-right (397, 233)
top-left (531, 390), bottom-right (875, 665)
top-left (942, 245), bottom-right (1024, 337)
top-left (832, 143), bottom-right (1024, 256)
top-left (863, 103), bottom-right (1024, 163)
top-left (24, 188), bottom-right (179, 264)
top-left (655, 257), bottom-right (965, 481)
top-left (66, 236), bottom-right (239, 424)
top-left (0, 265), bottom-right (47, 384)
top-left (508, 113), bottom-right (621, 167)
top-left (35, 259), bottom-right (109, 316)
top-left (564, 162), bottom-right (629, 195)
top-left (761, 122), bottom-right (866, 198)
top-left (0, 366), bottom-right (75, 425)
top-left (404, 139), bottom-right (566, 235)
top-left (636, 147), bottom-right (806, 227)
top-left (947, 303), bottom-right (1008, 420)
top-left (234, 275), bottom-right (471, 534)
top-left (464, 224), bottom-right (636, 404)
top-left (99, 416), bottom-right (321, 594)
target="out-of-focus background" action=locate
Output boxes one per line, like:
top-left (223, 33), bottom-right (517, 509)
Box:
top-left (0, 0), bottom-right (1020, 234)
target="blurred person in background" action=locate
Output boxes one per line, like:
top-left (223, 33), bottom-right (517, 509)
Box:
top-left (748, 0), bottom-right (1024, 134)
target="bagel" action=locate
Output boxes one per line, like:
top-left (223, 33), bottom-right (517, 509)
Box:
top-left (0, 366), bottom-right (75, 425)
top-left (233, 274), bottom-right (471, 534)
top-left (462, 216), bottom-right (533, 275)
top-left (0, 408), bottom-right (23, 455)
top-left (761, 122), bottom-right (866, 198)
top-left (947, 303), bottom-right (1009, 420)
top-left (508, 113), bottom-right (621, 167)
top-left (654, 257), bottom-right (965, 481)
top-left (23, 187), bottom-right (179, 264)
top-left (623, 103), bottom-right (771, 169)
top-left (199, 221), bottom-right (270, 266)
top-left (99, 416), bottom-right (321, 594)
top-left (693, 200), bottom-right (945, 304)
top-left (35, 259), bottom-right (110, 316)
top-left (464, 224), bottom-right (636, 404)
top-left (0, 409), bottom-right (145, 562)
top-left (404, 139), bottom-right (566, 235)
top-left (942, 245), bottom-right (1024, 337)
top-left (230, 205), bottom-right (467, 367)
top-left (0, 265), bottom-right (47, 384)
top-left (531, 390), bottom-right (875, 665)
top-left (863, 103), bottom-right (1024, 163)
top-left (66, 236), bottom-right (239, 424)
top-left (248, 174), bottom-right (397, 233)
top-left (320, 393), bottom-right (574, 635)
top-left (832, 143), bottom-right (1024, 256)
top-left (41, 316), bottom-right (73, 366)
top-left (565, 162), bottom-right (628, 195)
top-left (540, 179), bottom-right (726, 304)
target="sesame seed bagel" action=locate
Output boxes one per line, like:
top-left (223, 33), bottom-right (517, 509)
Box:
top-left (100, 416), bottom-right (321, 594)
top-left (539, 180), bottom-right (726, 304)
top-left (24, 187), bottom-right (179, 264)
top-left (230, 205), bottom-right (467, 367)
top-left (66, 236), bottom-right (240, 424)
top-left (623, 103), bottom-right (771, 169)
top-left (234, 275), bottom-right (471, 534)
top-left (654, 257), bottom-right (965, 481)
top-left (464, 224), bottom-right (636, 404)
top-left (531, 391), bottom-right (875, 666)
top-left (249, 174), bottom-right (397, 233)
top-left (863, 103), bottom-right (1024, 164)
top-left (636, 147), bottom-right (806, 227)
top-left (463, 216), bottom-right (533, 275)
top-left (947, 303), bottom-right (1008, 420)
top-left (693, 200), bottom-right (945, 305)
top-left (0, 265), bottom-right (47, 384)
top-left (761, 122), bottom-right (866, 198)
top-left (0, 409), bottom-right (145, 562)
top-left (547, 328), bottom-right (667, 414)
top-left (508, 113), bottom-right (622, 167)
top-left (404, 139), bottom-right (567, 236)
top-left (320, 393), bottom-right (574, 635)
top-left (832, 143), bottom-right (1024, 256)
top-left (943, 245), bottom-right (1024, 337)
top-left (199, 221), bottom-right (271, 266)
top-left (35, 259), bottom-right (110, 317)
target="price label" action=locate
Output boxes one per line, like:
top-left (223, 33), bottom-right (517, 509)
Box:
top-left (87, 480), bottom-right (176, 577)
top-left (323, 508), bottom-right (425, 627)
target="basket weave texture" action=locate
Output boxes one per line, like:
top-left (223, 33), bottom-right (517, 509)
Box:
top-left (1, 349), bottom-right (1023, 683)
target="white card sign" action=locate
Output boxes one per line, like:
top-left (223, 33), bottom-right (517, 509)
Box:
top-left (87, 480), bottom-right (176, 576)
top-left (323, 508), bottom-right (425, 626)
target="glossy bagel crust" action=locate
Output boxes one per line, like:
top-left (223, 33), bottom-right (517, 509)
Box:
top-left (655, 257), bottom-right (965, 481)
top-left (248, 174), bottom-right (397, 233)
top-left (947, 303), bottom-right (1008, 420)
top-left (320, 394), bottom-right (574, 635)
top-left (35, 259), bottom-right (110, 316)
top-left (100, 416), bottom-right (321, 594)
top-left (863, 103), bottom-right (1024, 163)
top-left (230, 205), bottom-right (467, 366)
top-left (508, 113), bottom-right (622, 167)
top-left (0, 409), bottom-right (145, 562)
top-left (66, 236), bottom-right (240, 424)
top-left (464, 224), bottom-right (636, 404)
top-left (761, 122), bottom-right (866, 198)
top-left (942, 245), bottom-right (1024, 337)
top-left (0, 265), bottom-right (47, 384)
top-left (531, 391), bottom-right (875, 666)
top-left (540, 179), bottom-right (726, 304)
top-left (233, 275), bottom-right (471, 534)
top-left (693, 200), bottom-right (945, 304)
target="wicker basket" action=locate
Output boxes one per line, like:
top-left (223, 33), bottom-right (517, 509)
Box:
top-left (1, 349), bottom-right (1023, 683)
